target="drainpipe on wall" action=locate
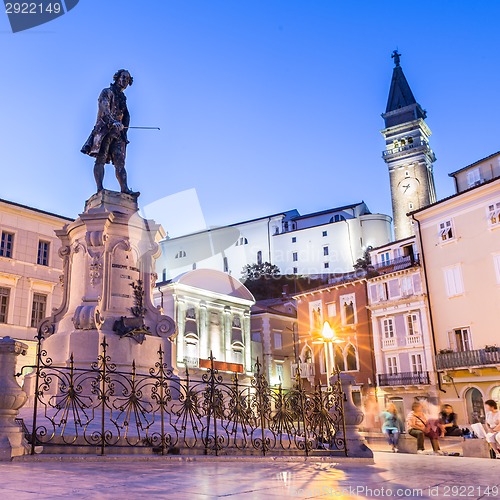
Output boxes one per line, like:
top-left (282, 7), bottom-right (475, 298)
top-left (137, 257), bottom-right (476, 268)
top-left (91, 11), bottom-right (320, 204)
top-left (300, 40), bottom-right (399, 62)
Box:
top-left (267, 217), bottom-right (273, 264)
top-left (411, 214), bottom-right (445, 394)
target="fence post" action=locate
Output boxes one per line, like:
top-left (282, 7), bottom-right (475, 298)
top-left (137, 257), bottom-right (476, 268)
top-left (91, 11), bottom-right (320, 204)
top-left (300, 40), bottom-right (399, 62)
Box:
top-left (204, 351), bottom-right (218, 456)
top-left (158, 346), bottom-right (166, 456)
top-left (294, 366), bottom-right (309, 457)
top-left (99, 338), bottom-right (108, 456)
top-left (254, 358), bottom-right (267, 456)
top-left (0, 337), bottom-right (29, 460)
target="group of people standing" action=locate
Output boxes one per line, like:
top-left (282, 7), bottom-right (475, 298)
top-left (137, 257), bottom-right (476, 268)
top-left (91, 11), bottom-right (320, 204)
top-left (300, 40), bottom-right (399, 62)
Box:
top-left (379, 400), bottom-right (500, 456)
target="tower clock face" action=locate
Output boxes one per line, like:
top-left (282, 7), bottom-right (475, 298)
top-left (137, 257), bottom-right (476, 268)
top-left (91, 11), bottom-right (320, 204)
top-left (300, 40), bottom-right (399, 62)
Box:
top-left (398, 177), bottom-right (419, 196)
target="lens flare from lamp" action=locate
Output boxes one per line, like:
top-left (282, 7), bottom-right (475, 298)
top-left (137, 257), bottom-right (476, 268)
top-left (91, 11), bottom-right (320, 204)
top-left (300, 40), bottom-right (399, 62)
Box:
top-left (322, 321), bottom-right (334, 340)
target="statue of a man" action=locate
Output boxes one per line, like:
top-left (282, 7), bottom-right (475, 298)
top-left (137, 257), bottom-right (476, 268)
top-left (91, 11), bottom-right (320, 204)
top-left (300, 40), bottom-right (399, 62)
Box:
top-left (81, 69), bottom-right (138, 196)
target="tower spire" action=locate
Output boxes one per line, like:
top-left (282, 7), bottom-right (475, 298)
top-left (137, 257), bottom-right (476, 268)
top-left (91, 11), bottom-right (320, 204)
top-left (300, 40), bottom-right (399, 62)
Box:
top-left (381, 52), bottom-right (437, 240)
top-left (385, 51), bottom-right (422, 116)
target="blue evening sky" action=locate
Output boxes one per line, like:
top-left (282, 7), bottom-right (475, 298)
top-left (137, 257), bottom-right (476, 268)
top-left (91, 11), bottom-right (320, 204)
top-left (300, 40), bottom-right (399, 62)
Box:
top-left (1, 1), bottom-right (499, 236)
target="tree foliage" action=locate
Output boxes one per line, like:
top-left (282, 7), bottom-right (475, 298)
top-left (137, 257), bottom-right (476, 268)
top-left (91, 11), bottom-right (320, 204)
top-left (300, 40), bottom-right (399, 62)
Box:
top-left (240, 262), bottom-right (327, 300)
top-left (241, 262), bottom-right (281, 281)
top-left (353, 246), bottom-right (378, 277)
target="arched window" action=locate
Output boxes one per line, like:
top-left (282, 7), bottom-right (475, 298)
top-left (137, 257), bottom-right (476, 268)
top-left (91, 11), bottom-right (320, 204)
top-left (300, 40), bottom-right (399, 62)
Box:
top-left (175, 250), bottom-right (186, 259)
top-left (162, 268), bottom-right (166, 281)
top-left (491, 386), bottom-right (500, 407)
top-left (345, 344), bottom-right (358, 371)
top-left (185, 307), bottom-right (197, 335)
top-left (465, 387), bottom-right (485, 424)
top-left (302, 346), bottom-right (313, 363)
top-left (184, 333), bottom-right (199, 368)
top-left (257, 251), bottom-right (262, 265)
top-left (223, 257), bottom-right (229, 273)
top-left (344, 301), bottom-right (355, 325)
top-left (235, 237), bottom-right (248, 246)
top-left (334, 345), bottom-right (345, 372)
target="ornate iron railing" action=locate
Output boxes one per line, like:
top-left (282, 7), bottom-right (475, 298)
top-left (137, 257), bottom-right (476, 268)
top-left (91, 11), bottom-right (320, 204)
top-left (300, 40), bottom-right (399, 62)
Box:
top-left (378, 371), bottom-right (430, 387)
top-left (19, 336), bottom-right (347, 457)
top-left (436, 349), bottom-right (500, 370)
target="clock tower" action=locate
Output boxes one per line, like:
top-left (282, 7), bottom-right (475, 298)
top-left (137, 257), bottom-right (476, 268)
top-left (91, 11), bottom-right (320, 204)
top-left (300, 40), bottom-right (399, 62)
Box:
top-left (381, 51), bottom-right (437, 240)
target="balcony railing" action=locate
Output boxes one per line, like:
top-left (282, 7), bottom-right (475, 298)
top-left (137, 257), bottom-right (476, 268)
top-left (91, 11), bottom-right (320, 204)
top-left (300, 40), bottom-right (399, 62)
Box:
top-left (372, 255), bottom-right (419, 275)
top-left (405, 335), bottom-right (422, 346)
top-left (436, 349), bottom-right (500, 370)
top-left (378, 371), bottom-right (430, 387)
top-left (382, 142), bottom-right (428, 157)
top-left (382, 338), bottom-right (396, 348)
top-left (291, 362), bottom-right (315, 378)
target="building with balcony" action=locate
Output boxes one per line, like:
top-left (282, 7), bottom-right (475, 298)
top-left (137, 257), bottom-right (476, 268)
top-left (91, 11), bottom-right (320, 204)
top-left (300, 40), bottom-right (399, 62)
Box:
top-left (0, 198), bottom-right (72, 370)
top-left (412, 152), bottom-right (500, 425)
top-left (156, 202), bottom-right (391, 281)
top-left (367, 237), bottom-right (438, 420)
top-left (250, 297), bottom-right (297, 389)
top-left (294, 277), bottom-right (378, 430)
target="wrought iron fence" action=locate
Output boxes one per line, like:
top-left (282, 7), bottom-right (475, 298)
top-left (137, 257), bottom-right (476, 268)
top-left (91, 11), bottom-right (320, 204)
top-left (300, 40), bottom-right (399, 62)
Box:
top-left (19, 336), bottom-right (347, 457)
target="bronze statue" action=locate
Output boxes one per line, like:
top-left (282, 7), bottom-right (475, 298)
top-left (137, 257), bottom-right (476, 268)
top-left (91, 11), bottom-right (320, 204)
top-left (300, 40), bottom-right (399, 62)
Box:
top-left (81, 69), bottom-right (139, 196)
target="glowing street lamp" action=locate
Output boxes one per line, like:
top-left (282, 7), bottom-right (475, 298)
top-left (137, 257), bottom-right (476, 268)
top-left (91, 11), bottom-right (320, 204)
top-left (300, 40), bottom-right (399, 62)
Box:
top-left (312, 321), bottom-right (344, 388)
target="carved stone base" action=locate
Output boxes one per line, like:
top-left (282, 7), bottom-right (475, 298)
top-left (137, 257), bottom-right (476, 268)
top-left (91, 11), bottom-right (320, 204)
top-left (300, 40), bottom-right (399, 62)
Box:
top-left (0, 337), bottom-right (30, 460)
top-left (36, 188), bottom-right (176, 375)
top-left (43, 329), bottom-right (169, 374)
top-left (332, 373), bottom-right (374, 459)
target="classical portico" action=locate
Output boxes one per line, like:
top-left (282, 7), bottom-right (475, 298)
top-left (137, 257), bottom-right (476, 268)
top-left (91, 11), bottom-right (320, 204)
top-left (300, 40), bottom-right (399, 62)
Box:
top-left (156, 269), bottom-right (255, 376)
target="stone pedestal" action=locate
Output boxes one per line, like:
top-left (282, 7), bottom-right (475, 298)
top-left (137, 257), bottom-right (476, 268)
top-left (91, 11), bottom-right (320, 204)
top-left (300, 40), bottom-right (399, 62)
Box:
top-left (462, 438), bottom-right (491, 458)
top-left (332, 373), bottom-right (373, 459)
top-left (39, 190), bottom-right (176, 373)
top-left (0, 337), bottom-right (29, 460)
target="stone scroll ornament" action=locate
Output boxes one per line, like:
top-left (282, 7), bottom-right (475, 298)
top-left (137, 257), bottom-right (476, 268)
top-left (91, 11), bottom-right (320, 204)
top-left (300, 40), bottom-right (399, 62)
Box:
top-left (4, 1), bottom-right (79, 33)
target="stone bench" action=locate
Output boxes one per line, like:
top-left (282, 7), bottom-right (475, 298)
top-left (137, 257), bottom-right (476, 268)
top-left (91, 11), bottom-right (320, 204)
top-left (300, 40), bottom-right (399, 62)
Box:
top-left (361, 432), bottom-right (463, 455)
top-left (462, 438), bottom-right (493, 458)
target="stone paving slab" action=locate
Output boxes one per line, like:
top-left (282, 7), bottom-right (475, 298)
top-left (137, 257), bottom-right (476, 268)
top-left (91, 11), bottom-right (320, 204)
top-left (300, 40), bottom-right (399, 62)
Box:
top-left (0, 452), bottom-right (499, 499)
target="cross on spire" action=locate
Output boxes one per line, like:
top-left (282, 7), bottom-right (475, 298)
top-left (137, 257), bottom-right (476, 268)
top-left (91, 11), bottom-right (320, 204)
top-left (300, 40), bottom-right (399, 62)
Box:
top-left (392, 50), bottom-right (401, 67)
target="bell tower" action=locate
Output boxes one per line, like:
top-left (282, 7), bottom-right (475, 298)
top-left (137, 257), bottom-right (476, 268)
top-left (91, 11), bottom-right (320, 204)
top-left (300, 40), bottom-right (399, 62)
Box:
top-left (381, 51), bottom-right (437, 240)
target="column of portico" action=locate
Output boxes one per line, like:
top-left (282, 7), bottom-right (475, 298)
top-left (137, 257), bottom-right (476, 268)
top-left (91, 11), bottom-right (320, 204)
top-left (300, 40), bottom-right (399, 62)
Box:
top-left (198, 303), bottom-right (208, 360)
top-left (224, 308), bottom-right (232, 363)
top-left (243, 311), bottom-right (252, 373)
top-left (176, 298), bottom-right (186, 364)
top-left (261, 316), bottom-right (273, 381)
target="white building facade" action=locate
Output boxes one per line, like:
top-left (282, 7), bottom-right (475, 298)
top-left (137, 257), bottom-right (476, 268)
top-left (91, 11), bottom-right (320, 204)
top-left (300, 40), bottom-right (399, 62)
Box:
top-left (157, 202), bottom-right (391, 281)
top-left (155, 269), bottom-right (255, 377)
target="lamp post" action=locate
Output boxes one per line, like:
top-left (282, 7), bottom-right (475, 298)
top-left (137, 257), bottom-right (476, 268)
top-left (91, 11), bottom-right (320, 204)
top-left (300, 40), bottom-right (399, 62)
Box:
top-left (312, 321), bottom-right (344, 388)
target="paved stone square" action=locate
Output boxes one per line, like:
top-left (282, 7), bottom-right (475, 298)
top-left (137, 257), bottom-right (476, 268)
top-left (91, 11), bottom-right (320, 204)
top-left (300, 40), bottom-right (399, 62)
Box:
top-left (0, 452), bottom-right (499, 499)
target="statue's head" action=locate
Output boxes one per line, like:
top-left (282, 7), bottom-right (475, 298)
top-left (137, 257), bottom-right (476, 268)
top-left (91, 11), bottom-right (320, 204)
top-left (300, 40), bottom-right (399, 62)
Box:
top-left (113, 69), bottom-right (133, 89)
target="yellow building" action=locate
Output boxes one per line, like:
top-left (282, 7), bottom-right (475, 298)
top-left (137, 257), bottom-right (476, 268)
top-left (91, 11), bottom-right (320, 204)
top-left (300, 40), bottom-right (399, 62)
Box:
top-left (0, 198), bottom-right (71, 370)
top-left (412, 152), bottom-right (500, 425)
